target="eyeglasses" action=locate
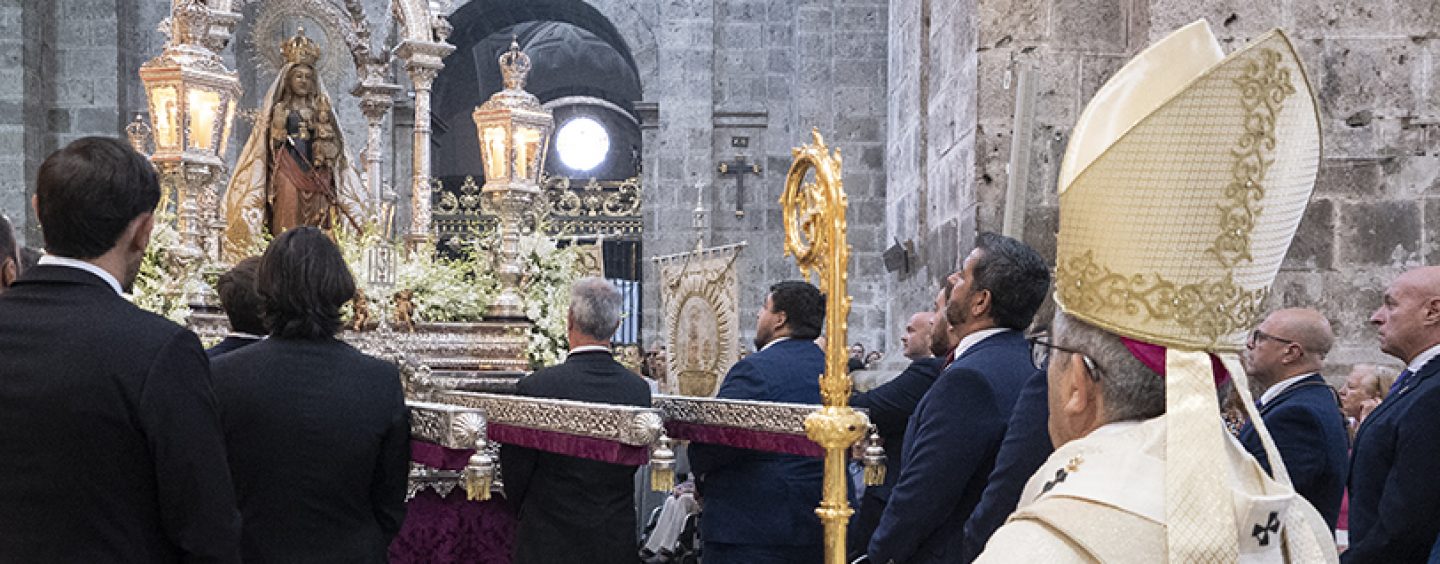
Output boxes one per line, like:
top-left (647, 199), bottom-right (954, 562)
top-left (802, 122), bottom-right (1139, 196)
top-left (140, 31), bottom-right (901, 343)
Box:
top-left (1028, 336), bottom-right (1103, 381)
top-left (1248, 329), bottom-right (1302, 352)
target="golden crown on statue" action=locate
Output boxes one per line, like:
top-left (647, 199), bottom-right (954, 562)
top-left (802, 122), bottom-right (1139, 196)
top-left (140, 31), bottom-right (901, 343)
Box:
top-left (281, 26), bottom-right (322, 66)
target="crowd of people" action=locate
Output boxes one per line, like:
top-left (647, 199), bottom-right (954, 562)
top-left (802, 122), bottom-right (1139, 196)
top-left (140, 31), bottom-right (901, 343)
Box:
top-left (4, 22), bottom-right (1440, 564)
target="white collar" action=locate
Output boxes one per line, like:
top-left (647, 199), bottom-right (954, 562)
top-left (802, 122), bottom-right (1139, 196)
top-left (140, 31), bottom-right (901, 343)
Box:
top-left (37, 255), bottom-right (124, 296)
top-left (760, 336), bottom-right (792, 352)
top-left (1259, 371), bottom-right (1318, 406)
top-left (1406, 342), bottom-right (1440, 374)
top-left (1089, 419), bottom-right (1144, 438)
top-left (569, 344), bottom-right (612, 355)
top-left (951, 328), bottom-right (1011, 362)
top-left (227, 331), bottom-right (266, 341)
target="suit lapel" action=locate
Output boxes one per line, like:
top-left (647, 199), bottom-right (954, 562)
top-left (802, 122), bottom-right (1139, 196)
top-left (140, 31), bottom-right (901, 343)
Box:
top-left (1353, 356), bottom-right (1440, 447)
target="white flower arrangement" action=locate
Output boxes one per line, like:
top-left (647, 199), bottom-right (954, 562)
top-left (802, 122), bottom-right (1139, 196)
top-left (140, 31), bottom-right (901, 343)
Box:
top-left (130, 210), bottom-right (194, 325)
top-left (133, 216), bottom-right (589, 369)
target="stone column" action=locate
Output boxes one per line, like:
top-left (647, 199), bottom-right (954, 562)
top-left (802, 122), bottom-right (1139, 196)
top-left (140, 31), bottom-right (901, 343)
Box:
top-left (395, 40), bottom-right (454, 250)
top-left (354, 65), bottom-right (401, 226)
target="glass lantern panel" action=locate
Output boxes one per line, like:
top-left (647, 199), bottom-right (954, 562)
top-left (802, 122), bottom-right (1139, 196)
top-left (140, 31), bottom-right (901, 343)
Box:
top-left (513, 126), bottom-right (542, 181)
top-left (481, 125), bottom-right (510, 181)
top-left (187, 89), bottom-right (223, 152)
top-left (149, 85), bottom-right (181, 150)
top-left (219, 96), bottom-right (236, 155)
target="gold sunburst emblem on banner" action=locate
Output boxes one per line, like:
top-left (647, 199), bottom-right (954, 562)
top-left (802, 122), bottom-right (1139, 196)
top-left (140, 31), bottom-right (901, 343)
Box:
top-left (658, 248), bottom-right (742, 397)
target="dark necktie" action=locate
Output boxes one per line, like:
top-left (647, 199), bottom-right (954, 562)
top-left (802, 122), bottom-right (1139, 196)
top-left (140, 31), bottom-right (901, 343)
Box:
top-left (1389, 368), bottom-right (1414, 397)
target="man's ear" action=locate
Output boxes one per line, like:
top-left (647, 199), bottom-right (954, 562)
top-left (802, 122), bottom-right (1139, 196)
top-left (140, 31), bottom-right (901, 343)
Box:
top-left (128, 213), bottom-right (156, 253)
top-left (1062, 356), bottom-right (1094, 418)
top-left (1423, 296), bottom-right (1440, 327)
top-left (972, 288), bottom-right (993, 319)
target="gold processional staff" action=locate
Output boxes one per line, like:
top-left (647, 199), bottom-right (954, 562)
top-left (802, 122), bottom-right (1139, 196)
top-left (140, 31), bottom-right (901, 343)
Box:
top-left (782, 129), bottom-right (872, 564)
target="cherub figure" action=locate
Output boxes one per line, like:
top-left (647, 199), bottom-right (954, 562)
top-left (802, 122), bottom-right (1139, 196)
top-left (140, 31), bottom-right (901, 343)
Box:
top-left (350, 288), bottom-right (370, 331)
top-left (392, 289), bottom-right (416, 332)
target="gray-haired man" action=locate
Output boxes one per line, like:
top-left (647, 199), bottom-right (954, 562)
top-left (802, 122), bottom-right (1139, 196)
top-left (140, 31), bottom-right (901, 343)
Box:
top-left (500, 277), bottom-right (653, 564)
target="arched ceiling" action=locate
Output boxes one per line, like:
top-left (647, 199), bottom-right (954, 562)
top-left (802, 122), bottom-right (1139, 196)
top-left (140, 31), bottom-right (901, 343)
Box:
top-left (430, 2), bottom-right (644, 181)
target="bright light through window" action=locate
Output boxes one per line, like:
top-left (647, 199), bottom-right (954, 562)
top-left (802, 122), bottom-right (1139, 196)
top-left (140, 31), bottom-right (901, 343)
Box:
top-left (555, 117), bottom-right (609, 172)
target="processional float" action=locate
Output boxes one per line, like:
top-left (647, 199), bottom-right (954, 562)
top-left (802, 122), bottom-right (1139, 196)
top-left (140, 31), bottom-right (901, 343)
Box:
top-left (130, 1), bottom-right (877, 560)
top-left (401, 131), bottom-right (880, 564)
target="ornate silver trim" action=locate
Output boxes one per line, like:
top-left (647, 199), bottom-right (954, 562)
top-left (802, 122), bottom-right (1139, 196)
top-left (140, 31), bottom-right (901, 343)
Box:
top-left (434, 391), bottom-right (663, 447)
top-left (407, 464), bottom-right (462, 500)
top-left (407, 401), bottom-right (487, 448)
top-left (186, 312), bottom-right (530, 372)
top-left (653, 395), bottom-right (822, 436)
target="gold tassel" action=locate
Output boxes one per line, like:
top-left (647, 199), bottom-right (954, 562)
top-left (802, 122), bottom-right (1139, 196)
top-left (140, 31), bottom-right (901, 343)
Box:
top-left (862, 428), bottom-right (887, 487)
top-left (464, 450), bottom-right (493, 501)
top-left (864, 462), bottom-right (886, 486)
top-left (650, 434), bottom-right (676, 492)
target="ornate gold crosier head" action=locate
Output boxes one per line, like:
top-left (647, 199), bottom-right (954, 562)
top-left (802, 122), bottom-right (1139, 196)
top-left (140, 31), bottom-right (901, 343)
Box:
top-left (783, 128), bottom-right (869, 564)
top-left (782, 129), bottom-right (852, 405)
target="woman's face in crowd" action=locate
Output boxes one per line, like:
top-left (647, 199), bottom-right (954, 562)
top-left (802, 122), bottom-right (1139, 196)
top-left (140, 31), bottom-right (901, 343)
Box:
top-left (1338, 367), bottom-right (1375, 419)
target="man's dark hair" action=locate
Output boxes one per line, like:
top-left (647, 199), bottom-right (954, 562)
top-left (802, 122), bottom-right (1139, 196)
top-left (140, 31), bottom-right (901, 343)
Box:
top-left (769, 280), bottom-right (826, 341)
top-left (217, 257), bottom-right (266, 335)
top-left (972, 232), bottom-right (1051, 331)
top-left (0, 214), bottom-right (17, 267)
top-left (36, 137), bottom-right (160, 259)
top-left (257, 227), bottom-right (356, 339)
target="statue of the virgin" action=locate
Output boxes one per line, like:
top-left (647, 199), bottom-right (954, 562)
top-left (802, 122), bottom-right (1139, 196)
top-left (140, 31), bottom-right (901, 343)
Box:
top-left (223, 27), bottom-right (367, 259)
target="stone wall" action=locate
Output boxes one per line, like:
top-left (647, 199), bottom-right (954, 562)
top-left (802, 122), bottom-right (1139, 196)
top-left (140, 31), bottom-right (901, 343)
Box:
top-left (0, 0), bottom-right (38, 243)
top-left (882, 0), bottom-right (981, 357)
top-left (631, 0), bottom-right (893, 353)
top-left (975, 0), bottom-right (1440, 377)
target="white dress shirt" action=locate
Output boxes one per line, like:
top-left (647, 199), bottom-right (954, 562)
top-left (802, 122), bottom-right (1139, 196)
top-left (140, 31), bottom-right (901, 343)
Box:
top-left (760, 336), bottom-right (792, 352)
top-left (947, 327), bottom-right (1012, 367)
top-left (37, 255), bottom-right (123, 296)
top-left (1259, 372), bottom-right (1318, 407)
top-left (1406, 342), bottom-right (1440, 374)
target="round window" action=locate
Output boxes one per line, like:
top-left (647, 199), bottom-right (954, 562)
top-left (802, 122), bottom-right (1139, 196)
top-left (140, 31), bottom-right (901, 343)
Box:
top-left (555, 117), bottom-right (610, 172)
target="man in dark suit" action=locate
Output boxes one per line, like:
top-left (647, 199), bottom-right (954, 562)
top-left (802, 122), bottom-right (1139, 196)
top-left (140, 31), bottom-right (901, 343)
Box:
top-left (208, 256), bottom-right (264, 357)
top-left (1346, 267), bottom-right (1440, 563)
top-left (1236, 308), bottom-right (1348, 532)
top-left (688, 280), bottom-right (828, 563)
top-left (847, 310), bottom-right (943, 559)
top-left (0, 137), bottom-right (241, 561)
top-left (500, 277), bottom-right (653, 564)
top-left (961, 365), bottom-right (1051, 560)
top-left (867, 232), bottom-right (1050, 564)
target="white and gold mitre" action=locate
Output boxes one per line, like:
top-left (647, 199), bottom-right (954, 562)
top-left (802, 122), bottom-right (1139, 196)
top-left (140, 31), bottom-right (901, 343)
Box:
top-left (1053, 21), bottom-right (1334, 562)
top-left (281, 27), bottom-right (321, 67)
top-left (1053, 20), bottom-right (1320, 352)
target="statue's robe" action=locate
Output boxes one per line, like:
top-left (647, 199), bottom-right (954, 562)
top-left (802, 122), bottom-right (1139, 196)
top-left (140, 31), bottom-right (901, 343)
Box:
top-left (975, 416), bottom-right (1338, 563)
top-left (223, 63), bottom-right (367, 261)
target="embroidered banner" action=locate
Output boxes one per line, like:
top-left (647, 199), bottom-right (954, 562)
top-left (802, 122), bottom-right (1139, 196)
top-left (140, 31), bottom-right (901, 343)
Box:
top-left (654, 243), bottom-right (744, 397)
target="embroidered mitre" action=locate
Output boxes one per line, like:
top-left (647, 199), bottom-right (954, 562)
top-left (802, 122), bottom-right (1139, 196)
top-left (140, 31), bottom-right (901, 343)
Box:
top-left (1052, 20), bottom-right (1330, 562)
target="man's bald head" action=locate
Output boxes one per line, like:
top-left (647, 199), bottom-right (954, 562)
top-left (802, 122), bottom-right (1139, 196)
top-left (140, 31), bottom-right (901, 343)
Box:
top-left (902, 311), bottom-right (934, 360)
top-left (1266, 308), bottom-right (1335, 358)
top-left (1372, 266), bottom-right (1440, 364)
top-left (1245, 308), bottom-right (1333, 386)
